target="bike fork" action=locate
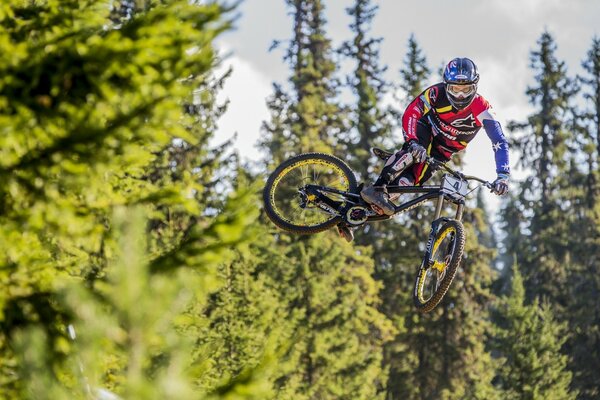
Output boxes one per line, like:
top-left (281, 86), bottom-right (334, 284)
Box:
top-left (434, 193), bottom-right (465, 222)
top-left (433, 194), bottom-right (445, 220)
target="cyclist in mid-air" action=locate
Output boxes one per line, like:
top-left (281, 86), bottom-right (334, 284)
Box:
top-left (339, 57), bottom-right (510, 242)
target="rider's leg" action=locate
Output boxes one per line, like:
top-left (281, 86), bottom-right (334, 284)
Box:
top-left (389, 173), bottom-right (415, 201)
top-left (337, 223), bottom-right (354, 242)
top-left (413, 139), bottom-right (453, 185)
top-left (361, 122), bottom-right (434, 215)
top-left (360, 147), bottom-right (412, 215)
top-left (373, 145), bottom-right (414, 187)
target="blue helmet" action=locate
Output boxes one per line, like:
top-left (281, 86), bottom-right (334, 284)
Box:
top-left (443, 57), bottom-right (479, 109)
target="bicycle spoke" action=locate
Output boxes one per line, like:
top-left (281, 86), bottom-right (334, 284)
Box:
top-left (268, 157), bottom-right (351, 228)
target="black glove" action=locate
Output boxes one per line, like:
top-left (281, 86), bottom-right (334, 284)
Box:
top-left (491, 173), bottom-right (509, 196)
top-left (408, 141), bottom-right (427, 163)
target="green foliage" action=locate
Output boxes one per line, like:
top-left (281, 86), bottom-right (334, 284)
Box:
top-left (5, 1), bottom-right (600, 398)
top-left (339, 0), bottom-right (395, 180)
top-left (261, 0), bottom-right (346, 166)
top-left (262, 235), bottom-right (395, 400)
top-left (505, 30), bottom-right (578, 305)
top-left (259, 3), bottom-right (395, 397)
top-left (13, 203), bottom-right (276, 399)
top-left (561, 36), bottom-right (600, 400)
top-left (494, 264), bottom-right (576, 400)
top-left (399, 33), bottom-right (431, 101)
top-left (0, 0), bottom-right (255, 396)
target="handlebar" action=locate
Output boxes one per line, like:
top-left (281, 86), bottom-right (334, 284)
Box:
top-left (426, 157), bottom-right (494, 190)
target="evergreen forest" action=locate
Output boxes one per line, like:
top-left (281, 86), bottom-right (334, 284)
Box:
top-left (0, 1), bottom-right (598, 399)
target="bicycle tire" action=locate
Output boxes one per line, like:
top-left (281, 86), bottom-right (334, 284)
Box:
top-left (263, 153), bottom-right (357, 235)
top-left (413, 219), bottom-right (465, 313)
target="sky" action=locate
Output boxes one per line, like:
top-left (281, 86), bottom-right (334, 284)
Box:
top-left (212, 0), bottom-right (600, 211)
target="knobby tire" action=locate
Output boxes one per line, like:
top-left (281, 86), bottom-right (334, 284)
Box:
top-left (263, 153), bottom-right (357, 235)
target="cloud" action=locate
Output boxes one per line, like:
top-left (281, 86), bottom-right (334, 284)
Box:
top-left (212, 54), bottom-right (273, 162)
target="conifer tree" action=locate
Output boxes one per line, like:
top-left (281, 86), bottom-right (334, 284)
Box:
top-left (261, 0), bottom-right (346, 165)
top-left (506, 31), bottom-right (578, 305)
top-left (579, 36), bottom-right (600, 207)
top-left (13, 201), bottom-right (273, 399)
top-left (340, 0), bottom-right (395, 180)
top-left (259, 1), bottom-right (394, 398)
top-left (564, 36), bottom-right (600, 400)
top-left (0, 0), bottom-right (239, 395)
top-left (581, 36), bottom-right (600, 160)
top-left (494, 263), bottom-right (576, 400)
top-left (399, 34), bottom-right (431, 102)
top-left (367, 35), bottom-right (433, 399)
top-left (381, 39), bottom-right (500, 399)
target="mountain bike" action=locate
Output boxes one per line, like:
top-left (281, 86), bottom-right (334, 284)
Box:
top-left (262, 150), bottom-right (493, 312)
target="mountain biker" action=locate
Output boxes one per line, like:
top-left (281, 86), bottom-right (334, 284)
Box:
top-left (338, 57), bottom-right (510, 242)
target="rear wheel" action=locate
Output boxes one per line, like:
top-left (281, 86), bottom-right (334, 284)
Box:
top-left (263, 153), bottom-right (357, 234)
top-left (413, 220), bottom-right (465, 313)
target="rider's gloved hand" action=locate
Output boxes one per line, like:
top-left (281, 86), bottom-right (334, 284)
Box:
top-left (408, 140), bottom-right (427, 163)
top-left (491, 173), bottom-right (509, 196)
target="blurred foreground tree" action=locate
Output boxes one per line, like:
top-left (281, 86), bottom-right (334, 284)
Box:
top-left (0, 0), bottom-right (244, 395)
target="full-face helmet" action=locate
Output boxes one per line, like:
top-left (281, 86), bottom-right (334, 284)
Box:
top-left (443, 57), bottom-right (479, 110)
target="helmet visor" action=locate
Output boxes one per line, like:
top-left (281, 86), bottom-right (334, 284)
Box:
top-left (447, 83), bottom-right (477, 99)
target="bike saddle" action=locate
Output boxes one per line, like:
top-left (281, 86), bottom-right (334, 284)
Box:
top-left (371, 147), bottom-right (394, 161)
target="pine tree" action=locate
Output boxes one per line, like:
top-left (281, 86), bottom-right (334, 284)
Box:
top-left (581, 36), bottom-right (600, 162)
top-left (339, 0), bottom-right (395, 180)
top-left (13, 200), bottom-right (273, 399)
top-left (364, 34), bottom-right (432, 399)
top-left (0, 0), bottom-right (242, 395)
top-left (379, 38), bottom-right (501, 399)
top-left (399, 34), bottom-right (431, 102)
top-left (506, 30), bottom-right (578, 305)
top-left (259, 1), bottom-right (394, 398)
top-left (494, 263), bottom-right (576, 400)
top-left (261, 0), bottom-right (346, 165)
top-left (564, 36), bottom-right (600, 400)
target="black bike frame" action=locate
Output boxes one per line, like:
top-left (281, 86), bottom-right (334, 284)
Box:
top-left (305, 178), bottom-right (470, 269)
top-left (367, 184), bottom-right (465, 223)
top-left (303, 156), bottom-right (492, 276)
top-left (304, 182), bottom-right (466, 224)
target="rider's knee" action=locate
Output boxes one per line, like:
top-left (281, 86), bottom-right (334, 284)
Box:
top-left (397, 176), bottom-right (414, 186)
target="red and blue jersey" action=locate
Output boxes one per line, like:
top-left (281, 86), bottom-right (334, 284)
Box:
top-left (402, 83), bottom-right (510, 175)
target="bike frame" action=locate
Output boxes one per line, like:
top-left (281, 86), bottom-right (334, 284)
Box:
top-left (304, 159), bottom-right (492, 269)
top-left (305, 180), bottom-right (465, 224)
top-left (306, 181), bottom-right (462, 268)
top-left (370, 183), bottom-right (466, 222)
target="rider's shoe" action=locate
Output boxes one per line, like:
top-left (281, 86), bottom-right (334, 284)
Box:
top-left (337, 224), bottom-right (354, 242)
top-left (360, 184), bottom-right (395, 216)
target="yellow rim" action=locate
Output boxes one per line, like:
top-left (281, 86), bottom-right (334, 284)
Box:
top-left (417, 226), bottom-right (456, 303)
top-left (269, 158), bottom-right (350, 227)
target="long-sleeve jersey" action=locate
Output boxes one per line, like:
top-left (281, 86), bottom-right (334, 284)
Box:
top-left (402, 83), bottom-right (510, 175)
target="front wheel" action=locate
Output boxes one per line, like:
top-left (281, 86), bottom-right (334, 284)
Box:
top-left (263, 153), bottom-right (357, 235)
top-left (413, 220), bottom-right (465, 313)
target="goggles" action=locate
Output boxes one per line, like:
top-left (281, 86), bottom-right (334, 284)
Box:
top-left (447, 83), bottom-right (476, 98)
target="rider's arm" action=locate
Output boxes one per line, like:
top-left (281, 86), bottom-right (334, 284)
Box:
top-left (476, 108), bottom-right (510, 175)
top-left (402, 86), bottom-right (437, 142)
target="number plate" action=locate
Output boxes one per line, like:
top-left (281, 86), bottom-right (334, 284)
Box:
top-left (441, 174), bottom-right (468, 198)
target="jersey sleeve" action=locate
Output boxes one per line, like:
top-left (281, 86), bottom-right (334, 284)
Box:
top-left (476, 102), bottom-right (510, 175)
top-left (402, 86), bottom-right (438, 142)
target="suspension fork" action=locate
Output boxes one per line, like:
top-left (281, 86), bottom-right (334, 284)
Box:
top-left (434, 193), bottom-right (465, 221)
top-left (455, 202), bottom-right (464, 221)
top-left (426, 193), bottom-right (461, 267)
top-left (433, 193), bottom-right (445, 220)
top-left (425, 193), bottom-right (448, 268)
